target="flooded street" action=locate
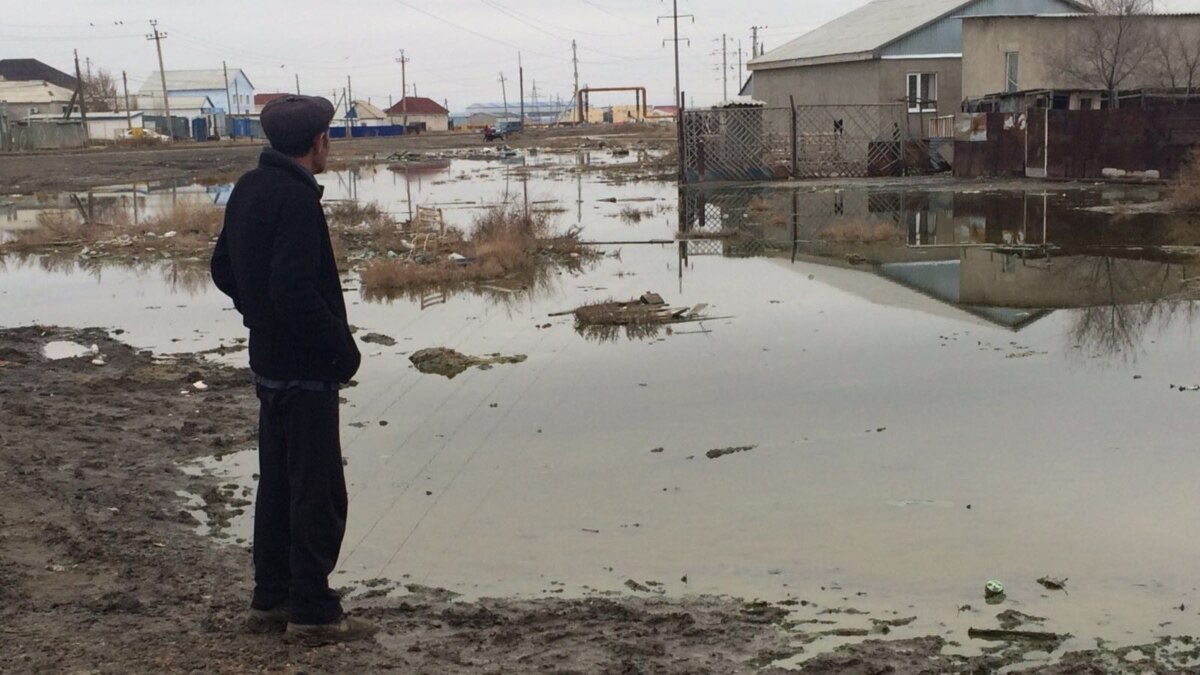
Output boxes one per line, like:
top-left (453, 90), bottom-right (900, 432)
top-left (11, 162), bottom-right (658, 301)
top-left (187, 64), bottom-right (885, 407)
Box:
top-left (4, 156), bottom-right (1200, 666)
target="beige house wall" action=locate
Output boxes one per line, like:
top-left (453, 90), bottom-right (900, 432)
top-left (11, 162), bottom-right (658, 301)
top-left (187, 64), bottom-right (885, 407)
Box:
top-left (963, 15), bottom-right (1200, 100)
top-left (751, 57), bottom-right (962, 117)
top-left (389, 113), bottom-right (448, 132)
top-left (751, 60), bottom-right (880, 108)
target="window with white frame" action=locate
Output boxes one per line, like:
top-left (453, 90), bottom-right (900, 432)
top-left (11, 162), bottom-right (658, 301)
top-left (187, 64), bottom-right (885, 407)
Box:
top-left (906, 72), bottom-right (937, 113)
top-left (1005, 52), bottom-right (1019, 94)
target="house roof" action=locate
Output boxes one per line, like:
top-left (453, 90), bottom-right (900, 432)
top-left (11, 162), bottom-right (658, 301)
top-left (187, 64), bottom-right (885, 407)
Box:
top-left (255, 93), bottom-right (289, 107)
top-left (749, 0), bottom-right (1087, 69)
top-left (352, 100), bottom-right (387, 120)
top-left (0, 80), bottom-right (75, 103)
top-left (138, 69), bottom-right (252, 95)
top-left (385, 97), bottom-right (448, 116)
top-left (0, 59), bottom-right (77, 90)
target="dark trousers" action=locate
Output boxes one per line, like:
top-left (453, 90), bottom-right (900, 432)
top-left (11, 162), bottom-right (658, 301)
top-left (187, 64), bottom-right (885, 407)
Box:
top-left (251, 385), bottom-right (347, 625)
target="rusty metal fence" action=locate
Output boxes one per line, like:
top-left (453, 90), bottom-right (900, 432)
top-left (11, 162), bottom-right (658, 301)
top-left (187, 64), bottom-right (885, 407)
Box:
top-left (680, 104), bottom-right (928, 184)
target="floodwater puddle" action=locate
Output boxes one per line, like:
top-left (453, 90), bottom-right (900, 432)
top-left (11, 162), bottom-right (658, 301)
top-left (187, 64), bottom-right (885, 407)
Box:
top-left (4, 163), bottom-right (1200, 663)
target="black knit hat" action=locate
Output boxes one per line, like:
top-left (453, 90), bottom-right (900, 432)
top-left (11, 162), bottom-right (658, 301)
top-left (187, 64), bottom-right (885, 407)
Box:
top-left (260, 95), bottom-right (335, 156)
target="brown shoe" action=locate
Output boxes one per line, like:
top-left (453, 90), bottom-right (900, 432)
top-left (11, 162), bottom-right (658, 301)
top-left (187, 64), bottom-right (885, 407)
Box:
top-left (285, 615), bottom-right (378, 645)
top-left (245, 606), bottom-right (291, 634)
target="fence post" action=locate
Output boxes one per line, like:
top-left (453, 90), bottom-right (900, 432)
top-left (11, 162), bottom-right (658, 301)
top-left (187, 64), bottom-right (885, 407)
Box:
top-left (789, 95), bottom-right (798, 178)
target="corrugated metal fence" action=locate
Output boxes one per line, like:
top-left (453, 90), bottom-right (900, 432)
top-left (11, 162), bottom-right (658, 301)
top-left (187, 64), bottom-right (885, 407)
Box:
top-left (955, 106), bottom-right (1200, 180)
top-left (0, 105), bottom-right (10, 151)
top-left (9, 119), bottom-right (87, 151)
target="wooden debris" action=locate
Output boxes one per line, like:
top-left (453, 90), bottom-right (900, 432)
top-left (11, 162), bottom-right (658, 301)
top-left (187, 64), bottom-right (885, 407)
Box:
top-left (968, 628), bottom-right (1064, 642)
top-left (1037, 576), bottom-right (1068, 592)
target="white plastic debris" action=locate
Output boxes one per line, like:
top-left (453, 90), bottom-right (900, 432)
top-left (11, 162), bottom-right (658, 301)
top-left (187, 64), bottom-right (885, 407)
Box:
top-left (90, 344), bottom-right (100, 355)
top-left (193, 381), bottom-right (209, 391)
top-left (162, 231), bottom-right (177, 239)
top-left (41, 341), bottom-right (91, 360)
top-left (91, 357), bottom-right (106, 366)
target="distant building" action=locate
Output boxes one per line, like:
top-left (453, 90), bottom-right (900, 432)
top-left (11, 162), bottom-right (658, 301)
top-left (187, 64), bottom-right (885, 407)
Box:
top-left (467, 101), bottom-right (571, 125)
top-left (333, 99), bottom-right (390, 128)
top-left (385, 97), bottom-right (449, 132)
top-left (254, 93), bottom-right (289, 113)
top-left (748, 0), bottom-right (1087, 117)
top-left (0, 80), bottom-right (75, 122)
top-left (26, 111), bottom-right (145, 142)
top-left (0, 59), bottom-right (77, 90)
top-left (962, 13), bottom-right (1200, 111)
top-left (137, 69), bottom-right (255, 116)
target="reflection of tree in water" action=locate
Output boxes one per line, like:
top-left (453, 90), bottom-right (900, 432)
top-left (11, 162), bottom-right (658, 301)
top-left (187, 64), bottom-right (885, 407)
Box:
top-left (1067, 256), bottom-right (1200, 360)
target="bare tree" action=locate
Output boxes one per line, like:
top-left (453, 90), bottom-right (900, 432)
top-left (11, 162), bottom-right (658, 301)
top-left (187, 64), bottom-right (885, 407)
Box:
top-left (1150, 23), bottom-right (1200, 100)
top-left (83, 69), bottom-right (119, 113)
top-left (1049, 0), bottom-right (1155, 108)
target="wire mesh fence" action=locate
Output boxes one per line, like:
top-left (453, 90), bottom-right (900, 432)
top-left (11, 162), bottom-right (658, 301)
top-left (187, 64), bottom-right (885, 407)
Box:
top-left (680, 104), bottom-right (930, 184)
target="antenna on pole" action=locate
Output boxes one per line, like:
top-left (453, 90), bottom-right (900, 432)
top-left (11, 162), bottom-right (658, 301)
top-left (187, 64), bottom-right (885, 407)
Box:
top-left (658, 0), bottom-right (695, 115)
top-left (147, 20), bottom-right (173, 142)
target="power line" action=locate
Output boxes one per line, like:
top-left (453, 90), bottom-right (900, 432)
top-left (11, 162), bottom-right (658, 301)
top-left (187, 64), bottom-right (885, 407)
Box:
top-left (391, 0), bottom-right (567, 62)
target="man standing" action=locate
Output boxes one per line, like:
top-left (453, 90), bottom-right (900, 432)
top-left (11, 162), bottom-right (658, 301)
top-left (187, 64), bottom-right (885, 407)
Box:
top-left (210, 95), bottom-right (374, 643)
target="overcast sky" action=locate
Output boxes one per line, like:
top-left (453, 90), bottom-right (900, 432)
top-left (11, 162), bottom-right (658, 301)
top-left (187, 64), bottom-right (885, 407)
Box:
top-left (7, 0), bottom-right (1200, 111)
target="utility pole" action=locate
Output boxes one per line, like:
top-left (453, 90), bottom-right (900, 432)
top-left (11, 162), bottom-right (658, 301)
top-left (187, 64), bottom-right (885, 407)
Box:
top-left (658, 1), bottom-right (694, 113)
top-left (295, 74), bottom-right (300, 95)
top-left (751, 25), bottom-right (768, 58)
top-left (85, 56), bottom-right (92, 80)
top-left (499, 72), bottom-right (509, 115)
top-left (73, 49), bottom-right (90, 142)
top-left (122, 70), bottom-right (132, 130)
top-left (722, 34), bottom-right (728, 101)
top-left (518, 52), bottom-right (525, 127)
top-left (531, 80), bottom-right (539, 124)
top-left (572, 40), bottom-right (580, 124)
top-left (147, 20), bottom-right (172, 142)
top-left (395, 49), bottom-right (410, 129)
top-left (222, 61), bottom-right (231, 115)
top-left (347, 75), bottom-right (354, 128)
top-left (737, 40), bottom-right (745, 93)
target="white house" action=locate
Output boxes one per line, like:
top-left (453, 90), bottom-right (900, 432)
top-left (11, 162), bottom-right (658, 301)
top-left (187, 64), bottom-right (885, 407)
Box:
top-left (137, 69), bottom-right (254, 116)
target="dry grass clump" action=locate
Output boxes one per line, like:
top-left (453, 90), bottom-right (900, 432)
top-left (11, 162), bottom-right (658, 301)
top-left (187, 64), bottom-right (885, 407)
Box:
top-left (619, 206), bottom-right (655, 224)
top-left (326, 200), bottom-right (395, 229)
top-left (360, 203), bottom-right (591, 293)
top-left (819, 219), bottom-right (902, 243)
top-left (139, 200), bottom-right (224, 245)
top-left (2, 199), bottom-right (224, 257)
top-left (13, 210), bottom-right (91, 247)
top-left (1170, 148), bottom-right (1200, 212)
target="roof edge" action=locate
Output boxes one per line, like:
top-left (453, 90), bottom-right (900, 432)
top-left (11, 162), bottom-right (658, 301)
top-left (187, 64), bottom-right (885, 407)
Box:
top-left (750, 51), bottom-right (876, 71)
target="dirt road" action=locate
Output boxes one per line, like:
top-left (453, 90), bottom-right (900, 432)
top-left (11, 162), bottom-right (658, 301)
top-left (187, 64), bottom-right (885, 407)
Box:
top-left (0, 125), bottom-right (676, 196)
top-left (1, 326), bottom-right (1193, 674)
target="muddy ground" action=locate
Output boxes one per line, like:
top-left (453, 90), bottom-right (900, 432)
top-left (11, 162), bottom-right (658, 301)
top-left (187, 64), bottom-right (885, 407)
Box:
top-left (1, 326), bottom-right (1196, 674)
top-left (0, 125), bottom-right (677, 196)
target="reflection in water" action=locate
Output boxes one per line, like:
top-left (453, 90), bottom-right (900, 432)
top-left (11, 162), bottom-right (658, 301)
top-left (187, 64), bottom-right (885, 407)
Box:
top-left (574, 321), bottom-right (665, 344)
top-left (2, 253), bottom-right (214, 297)
top-left (358, 258), bottom-right (573, 312)
top-left (1064, 256), bottom-right (1200, 360)
top-left (682, 183), bottom-right (1200, 359)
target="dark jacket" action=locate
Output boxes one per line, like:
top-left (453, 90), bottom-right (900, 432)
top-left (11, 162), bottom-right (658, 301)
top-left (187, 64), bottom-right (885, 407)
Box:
top-left (211, 149), bottom-right (360, 383)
